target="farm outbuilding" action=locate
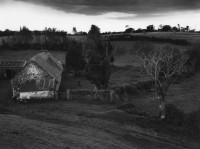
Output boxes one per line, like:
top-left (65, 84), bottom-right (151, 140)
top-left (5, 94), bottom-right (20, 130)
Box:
top-left (0, 60), bottom-right (26, 79)
top-left (11, 51), bottom-right (63, 101)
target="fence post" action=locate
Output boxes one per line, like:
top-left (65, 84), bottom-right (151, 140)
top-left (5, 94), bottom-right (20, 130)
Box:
top-left (66, 89), bottom-right (70, 100)
top-left (110, 90), bottom-right (114, 102)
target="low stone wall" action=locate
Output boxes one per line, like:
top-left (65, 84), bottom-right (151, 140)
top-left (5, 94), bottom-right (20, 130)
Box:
top-left (59, 89), bottom-right (116, 102)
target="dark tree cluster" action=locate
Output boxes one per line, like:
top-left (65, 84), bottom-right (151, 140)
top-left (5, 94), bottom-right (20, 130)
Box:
top-left (64, 25), bottom-right (115, 89)
top-left (120, 24), bottom-right (195, 33)
top-left (0, 29), bottom-right (16, 37)
top-left (65, 40), bottom-right (86, 72)
top-left (146, 25), bottom-right (155, 32)
top-left (0, 26), bottom-right (70, 51)
top-left (86, 25), bottom-right (115, 89)
top-left (124, 28), bottom-right (135, 33)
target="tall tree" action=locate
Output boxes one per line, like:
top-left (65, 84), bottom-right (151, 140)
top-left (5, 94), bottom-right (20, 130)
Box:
top-left (158, 24), bottom-right (163, 31)
top-left (18, 26), bottom-right (33, 48)
top-left (124, 28), bottom-right (135, 33)
top-left (88, 25), bottom-right (101, 45)
top-left (72, 27), bottom-right (77, 35)
top-left (172, 26), bottom-right (179, 32)
top-left (86, 25), bottom-right (114, 89)
top-left (186, 26), bottom-right (190, 32)
top-left (161, 25), bottom-right (172, 32)
top-left (177, 24), bottom-right (181, 32)
top-left (65, 40), bottom-right (86, 72)
top-left (146, 25), bottom-right (155, 32)
top-left (137, 46), bottom-right (187, 119)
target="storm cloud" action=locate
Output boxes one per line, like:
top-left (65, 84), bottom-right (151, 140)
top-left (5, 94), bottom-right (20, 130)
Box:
top-left (15, 0), bottom-right (200, 17)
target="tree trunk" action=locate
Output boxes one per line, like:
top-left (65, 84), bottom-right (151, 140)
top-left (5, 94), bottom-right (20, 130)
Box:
top-left (158, 95), bottom-right (166, 119)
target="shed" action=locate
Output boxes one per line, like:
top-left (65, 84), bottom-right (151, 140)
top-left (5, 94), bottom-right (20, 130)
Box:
top-left (11, 51), bottom-right (63, 101)
top-left (0, 60), bottom-right (26, 79)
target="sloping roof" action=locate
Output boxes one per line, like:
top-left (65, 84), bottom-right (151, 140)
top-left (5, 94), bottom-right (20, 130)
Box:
top-left (28, 52), bottom-right (63, 82)
top-left (0, 60), bottom-right (26, 68)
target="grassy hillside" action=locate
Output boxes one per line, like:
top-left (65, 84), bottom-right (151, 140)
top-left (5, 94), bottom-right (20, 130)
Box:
top-left (1, 32), bottom-right (200, 148)
top-left (0, 80), bottom-right (195, 149)
top-left (132, 32), bottom-right (200, 44)
top-left (111, 41), bottom-right (190, 66)
top-left (70, 32), bottom-right (200, 44)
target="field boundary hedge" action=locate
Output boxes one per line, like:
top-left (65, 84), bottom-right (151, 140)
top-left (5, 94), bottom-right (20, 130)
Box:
top-left (108, 35), bottom-right (191, 46)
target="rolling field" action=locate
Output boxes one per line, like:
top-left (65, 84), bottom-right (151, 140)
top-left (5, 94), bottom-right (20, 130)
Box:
top-left (111, 41), bottom-right (190, 66)
top-left (0, 80), bottom-right (195, 149)
top-left (132, 32), bottom-right (200, 44)
top-left (70, 32), bottom-right (200, 44)
top-left (1, 33), bottom-right (200, 148)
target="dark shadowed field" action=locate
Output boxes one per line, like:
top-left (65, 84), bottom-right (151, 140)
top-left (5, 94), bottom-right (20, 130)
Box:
top-left (1, 32), bottom-right (200, 148)
top-left (0, 77), bottom-right (200, 149)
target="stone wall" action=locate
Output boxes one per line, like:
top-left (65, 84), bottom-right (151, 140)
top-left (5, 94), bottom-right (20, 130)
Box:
top-left (59, 89), bottom-right (116, 102)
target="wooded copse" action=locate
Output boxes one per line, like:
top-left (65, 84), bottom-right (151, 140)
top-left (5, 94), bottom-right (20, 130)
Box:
top-left (0, 26), bottom-right (77, 51)
top-left (65, 25), bottom-right (115, 90)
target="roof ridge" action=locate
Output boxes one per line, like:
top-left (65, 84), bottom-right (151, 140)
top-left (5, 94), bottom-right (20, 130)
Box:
top-left (28, 52), bottom-right (63, 82)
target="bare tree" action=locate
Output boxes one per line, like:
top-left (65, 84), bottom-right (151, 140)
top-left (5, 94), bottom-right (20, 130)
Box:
top-left (138, 46), bottom-right (187, 119)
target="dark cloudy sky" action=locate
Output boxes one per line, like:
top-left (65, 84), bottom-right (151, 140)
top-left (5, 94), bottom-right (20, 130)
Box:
top-left (0, 0), bottom-right (200, 32)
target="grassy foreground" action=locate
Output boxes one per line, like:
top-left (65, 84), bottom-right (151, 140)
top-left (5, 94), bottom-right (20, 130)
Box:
top-left (0, 81), bottom-right (197, 149)
top-left (0, 79), bottom-right (199, 149)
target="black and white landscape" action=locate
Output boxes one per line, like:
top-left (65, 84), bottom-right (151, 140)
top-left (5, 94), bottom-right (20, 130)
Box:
top-left (0, 0), bottom-right (200, 149)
